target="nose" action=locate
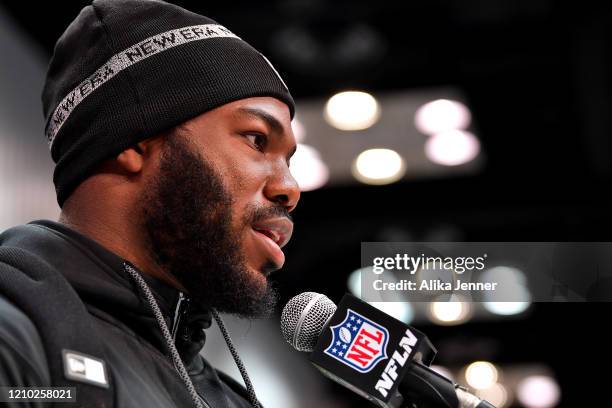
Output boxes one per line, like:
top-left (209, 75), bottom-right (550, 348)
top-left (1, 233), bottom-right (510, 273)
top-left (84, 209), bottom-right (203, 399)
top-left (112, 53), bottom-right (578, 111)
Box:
top-left (264, 163), bottom-right (300, 212)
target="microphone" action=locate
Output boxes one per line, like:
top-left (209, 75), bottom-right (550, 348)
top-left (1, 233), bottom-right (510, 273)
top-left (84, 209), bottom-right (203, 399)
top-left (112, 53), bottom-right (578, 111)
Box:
top-left (281, 292), bottom-right (496, 408)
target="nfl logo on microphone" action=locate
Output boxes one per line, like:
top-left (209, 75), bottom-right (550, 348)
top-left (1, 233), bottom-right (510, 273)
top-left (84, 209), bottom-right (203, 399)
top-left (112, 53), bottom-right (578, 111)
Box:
top-left (324, 309), bottom-right (389, 373)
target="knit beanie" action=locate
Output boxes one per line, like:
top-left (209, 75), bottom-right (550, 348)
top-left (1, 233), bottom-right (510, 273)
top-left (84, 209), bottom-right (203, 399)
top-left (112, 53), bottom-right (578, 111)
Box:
top-left (42, 0), bottom-right (295, 207)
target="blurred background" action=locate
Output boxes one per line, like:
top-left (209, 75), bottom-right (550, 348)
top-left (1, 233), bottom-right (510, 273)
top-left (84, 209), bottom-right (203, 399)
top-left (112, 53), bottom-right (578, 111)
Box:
top-left (1, 0), bottom-right (611, 406)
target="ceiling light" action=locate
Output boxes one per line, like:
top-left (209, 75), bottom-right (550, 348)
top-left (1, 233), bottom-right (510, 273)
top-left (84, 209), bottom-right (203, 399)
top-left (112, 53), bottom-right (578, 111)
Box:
top-left (415, 99), bottom-right (471, 135)
top-left (352, 148), bottom-right (406, 185)
top-left (324, 91), bottom-right (381, 131)
top-left (425, 130), bottom-right (480, 166)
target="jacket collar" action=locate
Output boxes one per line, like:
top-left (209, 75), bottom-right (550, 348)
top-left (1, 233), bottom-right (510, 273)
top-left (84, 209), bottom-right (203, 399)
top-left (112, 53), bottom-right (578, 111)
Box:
top-left (9, 220), bottom-right (211, 365)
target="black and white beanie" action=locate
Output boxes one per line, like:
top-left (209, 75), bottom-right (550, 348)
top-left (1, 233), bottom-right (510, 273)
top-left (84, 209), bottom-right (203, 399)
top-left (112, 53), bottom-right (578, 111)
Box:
top-left (42, 0), bottom-right (295, 207)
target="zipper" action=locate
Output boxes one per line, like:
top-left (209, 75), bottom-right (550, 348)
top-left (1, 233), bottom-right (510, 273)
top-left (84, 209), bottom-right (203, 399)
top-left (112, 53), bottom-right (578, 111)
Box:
top-left (172, 292), bottom-right (214, 408)
top-left (171, 292), bottom-right (189, 343)
top-left (170, 292), bottom-right (213, 408)
top-left (124, 264), bottom-right (211, 408)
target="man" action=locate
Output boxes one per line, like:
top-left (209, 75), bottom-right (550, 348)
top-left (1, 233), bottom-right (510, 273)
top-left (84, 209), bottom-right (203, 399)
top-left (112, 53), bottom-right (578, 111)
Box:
top-left (0, 0), bottom-right (299, 407)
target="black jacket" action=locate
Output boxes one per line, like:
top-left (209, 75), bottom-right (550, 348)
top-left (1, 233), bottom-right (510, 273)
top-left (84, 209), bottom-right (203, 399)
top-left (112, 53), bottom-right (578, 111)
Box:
top-left (0, 220), bottom-right (253, 408)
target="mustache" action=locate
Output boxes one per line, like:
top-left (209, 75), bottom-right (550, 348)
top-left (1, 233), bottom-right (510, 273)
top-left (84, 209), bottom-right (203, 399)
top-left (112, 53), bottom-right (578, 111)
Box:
top-left (247, 204), bottom-right (293, 225)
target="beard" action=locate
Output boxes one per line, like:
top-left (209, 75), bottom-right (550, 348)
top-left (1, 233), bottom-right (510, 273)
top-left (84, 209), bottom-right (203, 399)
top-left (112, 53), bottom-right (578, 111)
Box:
top-left (140, 131), bottom-right (282, 318)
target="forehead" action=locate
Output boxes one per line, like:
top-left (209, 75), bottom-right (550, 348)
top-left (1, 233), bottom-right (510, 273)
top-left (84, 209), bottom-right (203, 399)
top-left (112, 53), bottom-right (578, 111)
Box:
top-left (207, 96), bottom-right (293, 130)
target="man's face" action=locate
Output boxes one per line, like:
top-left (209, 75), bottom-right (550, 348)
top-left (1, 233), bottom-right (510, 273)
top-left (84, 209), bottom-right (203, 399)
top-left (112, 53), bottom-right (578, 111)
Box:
top-left (141, 97), bottom-right (300, 317)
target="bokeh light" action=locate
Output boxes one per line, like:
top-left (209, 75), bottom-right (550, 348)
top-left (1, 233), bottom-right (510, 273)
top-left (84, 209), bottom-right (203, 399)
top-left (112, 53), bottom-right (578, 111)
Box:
top-left (290, 144), bottom-right (329, 191)
top-left (477, 383), bottom-right (510, 407)
top-left (517, 375), bottom-right (561, 408)
top-left (425, 130), bottom-right (480, 166)
top-left (429, 296), bottom-right (472, 325)
top-left (352, 148), bottom-right (406, 185)
top-left (465, 361), bottom-right (499, 390)
top-left (324, 91), bottom-right (381, 131)
top-left (414, 99), bottom-right (472, 135)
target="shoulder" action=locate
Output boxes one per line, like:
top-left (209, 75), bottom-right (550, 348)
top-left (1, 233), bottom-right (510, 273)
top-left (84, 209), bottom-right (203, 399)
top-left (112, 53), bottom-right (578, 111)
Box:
top-left (0, 292), bottom-right (50, 385)
top-left (0, 249), bottom-right (54, 386)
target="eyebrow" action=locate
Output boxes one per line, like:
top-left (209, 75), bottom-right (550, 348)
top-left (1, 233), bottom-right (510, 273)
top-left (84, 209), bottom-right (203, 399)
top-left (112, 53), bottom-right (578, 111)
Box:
top-left (236, 106), bottom-right (297, 160)
top-left (236, 107), bottom-right (285, 135)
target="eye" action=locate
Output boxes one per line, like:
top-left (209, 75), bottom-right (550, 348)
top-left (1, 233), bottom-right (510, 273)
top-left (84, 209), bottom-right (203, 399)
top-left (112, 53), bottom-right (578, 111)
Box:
top-left (244, 132), bottom-right (267, 152)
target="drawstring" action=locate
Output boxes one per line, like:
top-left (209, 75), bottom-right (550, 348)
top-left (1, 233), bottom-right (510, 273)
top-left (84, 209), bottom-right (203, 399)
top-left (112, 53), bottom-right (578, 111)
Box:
top-left (211, 310), bottom-right (262, 408)
top-left (124, 262), bottom-right (262, 408)
top-left (123, 263), bottom-right (209, 408)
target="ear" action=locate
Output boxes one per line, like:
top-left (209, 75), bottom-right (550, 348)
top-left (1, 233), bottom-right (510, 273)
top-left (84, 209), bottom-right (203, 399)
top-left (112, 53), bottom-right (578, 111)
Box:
top-left (116, 144), bottom-right (146, 174)
top-left (115, 134), bottom-right (166, 174)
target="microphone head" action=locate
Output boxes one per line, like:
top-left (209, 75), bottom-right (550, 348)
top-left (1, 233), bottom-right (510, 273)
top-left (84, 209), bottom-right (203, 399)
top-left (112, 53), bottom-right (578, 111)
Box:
top-left (280, 292), bottom-right (337, 352)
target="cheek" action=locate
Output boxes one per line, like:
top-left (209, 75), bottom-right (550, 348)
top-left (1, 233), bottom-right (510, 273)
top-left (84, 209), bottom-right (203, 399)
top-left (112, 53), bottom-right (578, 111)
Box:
top-left (223, 158), bottom-right (268, 228)
top-left (225, 156), bottom-right (268, 198)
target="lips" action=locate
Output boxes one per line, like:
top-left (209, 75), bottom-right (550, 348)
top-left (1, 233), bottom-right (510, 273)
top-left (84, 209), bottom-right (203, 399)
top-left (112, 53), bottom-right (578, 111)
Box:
top-left (252, 217), bottom-right (293, 249)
